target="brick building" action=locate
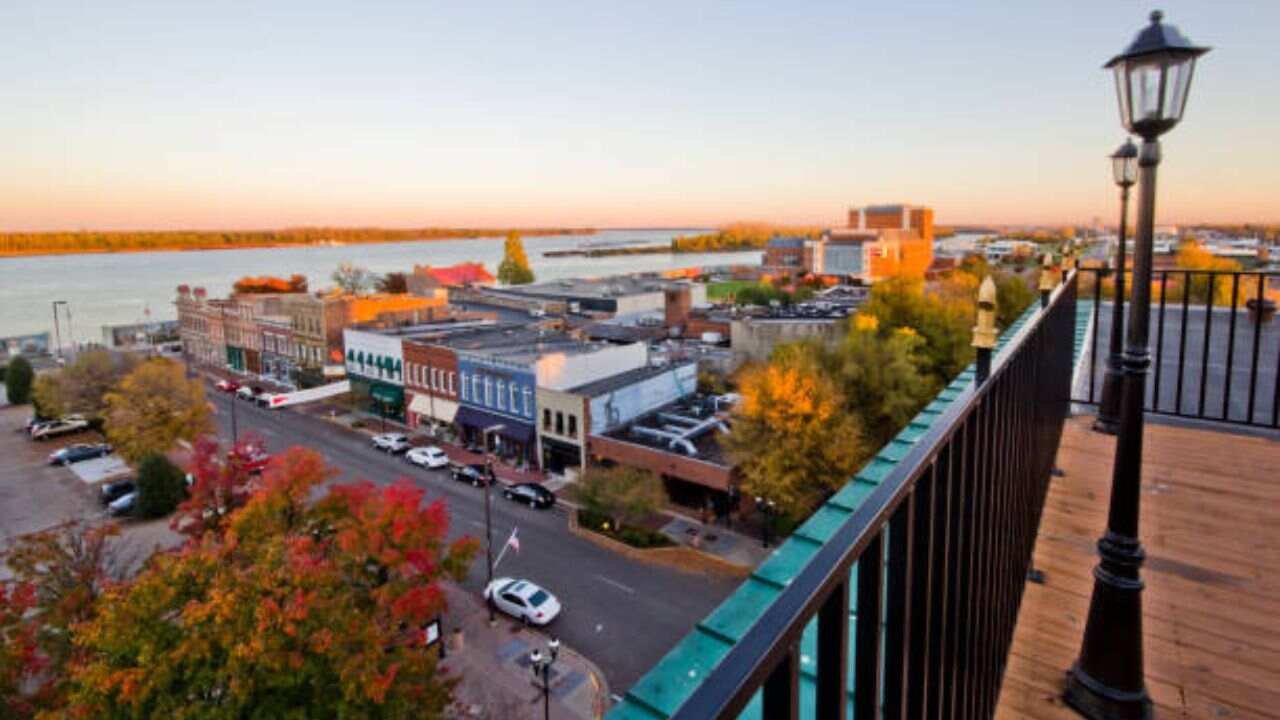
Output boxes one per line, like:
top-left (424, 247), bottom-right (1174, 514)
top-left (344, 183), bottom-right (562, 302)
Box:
top-left (811, 204), bottom-right (935, 283)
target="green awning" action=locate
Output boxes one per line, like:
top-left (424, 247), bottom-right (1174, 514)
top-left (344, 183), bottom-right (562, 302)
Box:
top-left (370, 386), bottom-right (401, 405)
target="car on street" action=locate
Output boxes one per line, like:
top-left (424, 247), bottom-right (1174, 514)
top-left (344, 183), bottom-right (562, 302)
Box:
top-left (108, 491), bottom-right (137, 517)
top-left (30, 415), bottom-right (90, 441)
top-left (503, 482), bottom-right (556, 509)
top-left (371, 433), bottom-right (411, 454)
top-left (48, 443), bottom-right (113, 465)
top-left (484, 577), bottom-right (562, 626)
top-left (235, 385), bottom-right (264, 401)
top-left (100, 479), bottom-right (136, 505)
top-left (215, 379), bottom-right (241, 393)
top-left (405, 446), bottom-right (449, 469)
top-left (450, 462), bottom-right (491, 487)
top-left (256, 392), bottom-right (288, 409)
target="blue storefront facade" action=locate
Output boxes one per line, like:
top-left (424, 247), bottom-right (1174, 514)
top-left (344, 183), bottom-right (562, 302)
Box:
top-left (456, 351), bottom-right (538, 467)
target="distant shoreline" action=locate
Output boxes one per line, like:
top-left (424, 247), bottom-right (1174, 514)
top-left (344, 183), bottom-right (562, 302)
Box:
top-left (0, 227), bottom-right (597, 260)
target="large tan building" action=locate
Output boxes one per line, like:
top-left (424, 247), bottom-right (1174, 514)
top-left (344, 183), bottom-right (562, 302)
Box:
top-left (811, 204), bottom-right (935, 283)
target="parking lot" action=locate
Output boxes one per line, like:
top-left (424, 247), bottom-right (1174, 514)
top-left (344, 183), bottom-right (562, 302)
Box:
top-left (0, 404), bottom-right (181, 574)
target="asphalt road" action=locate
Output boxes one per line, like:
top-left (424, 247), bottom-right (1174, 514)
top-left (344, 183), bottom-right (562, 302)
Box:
top-left (1081, 302), bottom-right (1280, 426)
top-left (206, 391), bottom-right (738, 694)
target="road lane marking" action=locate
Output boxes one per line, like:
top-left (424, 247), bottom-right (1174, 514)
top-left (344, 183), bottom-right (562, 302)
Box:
top-left (594, 575), bottom-right (635, 595)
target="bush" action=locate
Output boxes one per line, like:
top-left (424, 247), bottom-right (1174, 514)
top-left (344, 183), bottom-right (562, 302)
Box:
top-left (577, 509), bottom-right (673, 548)
top-left (4, 356), bottom-right (33, 405)
top-left (135, 453), bottom-right (187, 519)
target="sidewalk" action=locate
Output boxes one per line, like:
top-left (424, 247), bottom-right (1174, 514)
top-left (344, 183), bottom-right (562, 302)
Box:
top-left (657, 512), bottom-right (770, 569)
top-left (441, 584), bottom-right (608, 720)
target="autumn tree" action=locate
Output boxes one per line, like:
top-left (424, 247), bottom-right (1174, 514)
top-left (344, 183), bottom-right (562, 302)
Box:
top-left (823, 317), bottom-right (939, 448)
top-left (724, 346), bottom-right (869, 521)
top-left (232, 274), bottom-right (308, 294)
top-left (956, 257), bottom-right (1036, 328)
top-left (497, 231), bottom-right (535, 285)
top-left (860, 274), bottom-right (975, 387)
top-left (58, 448), bottom-right (479, 718)
top-left (171, 434), bottom-right (264, 539)
top-left (376, 271), bottom-right (409, 294)
top-left (1175, 238), bottom-right (1243, 305)
top-left (43, 348), bottom-right (139, 420)
top-left (103, 359), bottom-right (211, 464)
top-left (331, 262), bottom-right (375, 294)
top-left (31, 373), bottom-right (65, 418)
top-left (573, 465), bottom-right (665, 532)
top-left (4, 355), bottom-right (33, 405)
top-left (2, 522), bottom-right (120, 714)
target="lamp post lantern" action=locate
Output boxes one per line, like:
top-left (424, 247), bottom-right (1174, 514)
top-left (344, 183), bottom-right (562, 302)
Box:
top-left (529, 637), bottom-right (560, 720)
top-left (754, 496), bottom-right (776, 548)
top-left (1066, 12), bottom-right (1209, 720)
top-left (1095, 138), bottom-right (1139, 435)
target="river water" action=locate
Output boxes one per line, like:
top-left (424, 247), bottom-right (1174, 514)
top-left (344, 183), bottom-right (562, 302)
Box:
top-left (0, 229), bottom-right (769, 344)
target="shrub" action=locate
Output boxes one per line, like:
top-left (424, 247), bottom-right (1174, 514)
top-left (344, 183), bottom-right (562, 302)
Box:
top-left (577, 509), bottom-right (674, 548)
top-left (135, 453), bottom-right (187, 519)
top-left (4, 356), bottom-right (33, 405)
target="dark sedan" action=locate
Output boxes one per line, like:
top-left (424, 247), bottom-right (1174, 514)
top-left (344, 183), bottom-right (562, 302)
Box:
top-left (48, 443), bottom-right (113, 466)
top-left (100, 479), bottom-right (136, 505)
top-left (503, 483), bottom-right (555, 510)
top-left (450, 463), bottom-right (491, 487)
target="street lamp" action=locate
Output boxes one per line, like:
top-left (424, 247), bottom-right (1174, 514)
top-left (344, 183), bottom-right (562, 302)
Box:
top-left (529, 636), bottom-right (560, 720)
top-left (1094, 138), bottom-right (1139, 435)
top-left (482, 423), bottom-right (505, 625)
top-left (51, 301), bottom-right (68, 359)
top-left (754, 496), bottom-right (776, 548)
top-left (1067, 12), bottom-right (1209, 720)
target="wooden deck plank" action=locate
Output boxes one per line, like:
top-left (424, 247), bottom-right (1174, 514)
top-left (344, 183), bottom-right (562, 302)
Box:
top-left (995, 416), bottom-right (1280, 720)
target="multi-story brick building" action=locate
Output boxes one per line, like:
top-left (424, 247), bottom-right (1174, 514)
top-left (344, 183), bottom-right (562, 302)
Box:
top-left (175, 286), bottom-right (225, 368)
top-left (258, 315), bottom-right (294, 385)
top-left (402, 334), bottom-right (464, 432)
top-left (282, 294), bottom-right (349, 387)
top-left (811, 204), bottom-right (935, 283)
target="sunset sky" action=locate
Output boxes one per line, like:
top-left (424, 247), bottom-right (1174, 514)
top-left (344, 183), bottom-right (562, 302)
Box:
top-left (1, 1), bottom-right (1276, 231)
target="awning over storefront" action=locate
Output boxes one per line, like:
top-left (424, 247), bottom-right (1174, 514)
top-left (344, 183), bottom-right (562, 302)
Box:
top-left (454, 406), bottom-right (534, 444)
top-left (408, 394), bottom-right (458, 423)
top-left (370, 385), bottom-right (402, 405)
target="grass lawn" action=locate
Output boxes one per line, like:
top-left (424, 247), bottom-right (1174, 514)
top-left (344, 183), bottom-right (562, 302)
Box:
top-left (706, 280), bottom-right (759, 301)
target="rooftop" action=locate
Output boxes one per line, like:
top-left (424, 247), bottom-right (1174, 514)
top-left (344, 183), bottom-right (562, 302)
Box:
top-left (568, 361), bottom-right (697, 397)
top-left (495, 274), bottom-right (695, 301)
top-left (996, 417), bottom-right (1280, 718)
top-left (428, 324), bottom-right (617, 364)
top-left (599, 394), bottom-right (734, 466)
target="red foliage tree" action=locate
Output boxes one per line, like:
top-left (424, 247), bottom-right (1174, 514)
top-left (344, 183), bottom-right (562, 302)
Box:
top-left (170, 434), bottom-right (270, 539)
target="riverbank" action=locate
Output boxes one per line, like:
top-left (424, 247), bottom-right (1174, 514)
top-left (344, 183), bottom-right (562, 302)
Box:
top-left (543, 242), bottom-right (769, 258)
top-left (0, 227), bottom-right (597, 259)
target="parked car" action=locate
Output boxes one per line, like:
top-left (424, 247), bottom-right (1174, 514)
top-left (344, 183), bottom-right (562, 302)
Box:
top-left (24, 415), bottom-right (50, 433)
top-left (450, 462), bottom-right (491, 487)
top-left (405, 446), bottom-right (449, 469)
top-left (48, 443), bottom-right (113, 466)
top-left (483, 577), bottom-right (562, 626)
top-left (108, 491), bottom-right (137, 517)
top-left (30, 415), bottom-right (90, 441)
top-left (256, 392), bottom-right (288, 409)
top-left (371, 433), bottom-right (411, 454)
top-left (503, 482), bottom-right (555, 510)
top-left (100, 479), bottom-right (136, 505)
top-left (236, 385), bottom-right (265, 401)
top-left (215, 379), bottom-right (241, 393)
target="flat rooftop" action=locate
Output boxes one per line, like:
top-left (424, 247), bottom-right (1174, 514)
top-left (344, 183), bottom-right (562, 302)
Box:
top-left (495, 274), bottom-right (695, 301)
top-left (568, 361), bottom-right (696, 397)
top-left (599, 394), bottom-right (733, 466)
top-left (425, 324), bottom-right (617, 364)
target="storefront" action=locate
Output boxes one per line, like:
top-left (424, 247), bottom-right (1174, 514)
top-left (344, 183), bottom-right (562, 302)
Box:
top-left (350, 377), bottom-right (405, 423)
top-left (455, 405), bottom-right (536, 468)
top-left (226, 346), bottom-right (245, 371)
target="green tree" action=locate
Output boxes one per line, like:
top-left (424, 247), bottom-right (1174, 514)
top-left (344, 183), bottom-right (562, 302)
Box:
top-left (103, 359), bottom-right (212, 464)
top-left (723, 346), bottom-right (869, 521)
top-left (823, 317), bottom-right (939, 447)
top-left (574, 465), bottom-right (665, 532)
top-left (4, 356), bottom-right (33, 405)
top-left (135, 454), bottom-right (187, 519)
top-left (860, 274), bottom-right (974, 386)
top-left (31, 373), bottom-right (65, 418)
top-left (956, 257), bottom-right (1036, 328)
top-left (47, 348), bottom-right (139, 420)
top-left (497, 232), bottom-right (535, 285)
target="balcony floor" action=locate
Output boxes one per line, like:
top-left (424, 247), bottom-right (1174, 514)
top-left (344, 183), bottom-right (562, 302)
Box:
top-left (997, 416), bottom-right (1280, 719)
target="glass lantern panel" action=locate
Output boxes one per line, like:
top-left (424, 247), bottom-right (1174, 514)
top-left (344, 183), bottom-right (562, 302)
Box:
top-left (1127, 59), bottom-right (1165, 126)
top-left (1123, 155), bottom-right (1138, 184)
top-left (1113, 64), bottom-right (1131, 129)
top-left (1111, 156), bottom-right (1128, 185)
top-left (1161, 55), bottom-right (1195, 123)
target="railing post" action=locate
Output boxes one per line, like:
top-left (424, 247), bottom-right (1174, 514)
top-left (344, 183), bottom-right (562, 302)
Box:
top-left (763, 645), bottom-right (800, 720)
top-left (974, 276), bottom-right (998, 383)
top-left (817, 580), bottom-right (850, 720)
top-left (1039, 254), bottom-right (1056, 309)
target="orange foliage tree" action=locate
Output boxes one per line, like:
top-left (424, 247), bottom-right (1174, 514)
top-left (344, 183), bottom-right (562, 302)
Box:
top-left (232, 274), bottom-right (308, 294)
top-left (54, 448), bottom-right (478, 718)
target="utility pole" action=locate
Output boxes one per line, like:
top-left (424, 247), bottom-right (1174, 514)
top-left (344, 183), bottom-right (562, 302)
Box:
top-left (482, 423), bottom-right (505, 625)
top-left (51, 301), bottom-right (64, 359)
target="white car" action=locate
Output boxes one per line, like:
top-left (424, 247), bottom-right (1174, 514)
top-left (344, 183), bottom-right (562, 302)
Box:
top-left (405, 446), bottom-right (449, 469)
top-left (371, 433), bottom-right (411, 454)
top-left (483, 577), bottom-right (562, 626)
top-left (30, 415), bottom-right (90, 441)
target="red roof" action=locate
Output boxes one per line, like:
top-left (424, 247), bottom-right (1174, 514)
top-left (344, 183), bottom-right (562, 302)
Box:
top-left (420, 262), bottom-right (495, 286)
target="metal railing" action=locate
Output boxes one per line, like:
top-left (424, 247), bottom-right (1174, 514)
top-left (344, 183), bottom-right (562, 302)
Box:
top-left (1076, 267), bottom-right (1280, 428)
top-left (667, 274), bottom-right (1078, 720)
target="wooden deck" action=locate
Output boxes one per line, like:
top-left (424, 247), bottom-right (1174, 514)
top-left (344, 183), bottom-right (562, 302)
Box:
top-left (996, 416), bottom-right (1280, 719)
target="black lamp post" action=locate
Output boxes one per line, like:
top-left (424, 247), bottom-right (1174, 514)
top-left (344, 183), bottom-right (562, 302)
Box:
top-left (1066, 12), bottom-right (1208, 720)
top-left (1095, 138), bottom-right (1140, 435)
top-left (482, 423), bottom-right (505, 625)
top-left (754, 496), bottom-right (776, 548)
top-left (529, 637), bottom-right (560, 720)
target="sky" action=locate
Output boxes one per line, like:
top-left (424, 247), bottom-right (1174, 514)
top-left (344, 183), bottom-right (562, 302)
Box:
top-left (1, 1), bottom-right (1277, 231)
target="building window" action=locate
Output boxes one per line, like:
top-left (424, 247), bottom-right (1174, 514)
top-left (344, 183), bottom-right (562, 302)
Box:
top-left (483, 377), bottom-right (492, 406)
top-left (472, 374), bottom-right (481, 402)
top-left (460, 372), bottom-right (468, 401)
top-left (523, 388), bottom-right (532, 417)
top-left (496, 381), bottom-right (505, 410)
top-left (555, 412), bottom-right (564, 435)
top-left (568, 415), bottom-right (577, 438)
top-left (543, 409), bottom-right (551, 430)
top-left (449, 372), bottom-right (456, 397)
